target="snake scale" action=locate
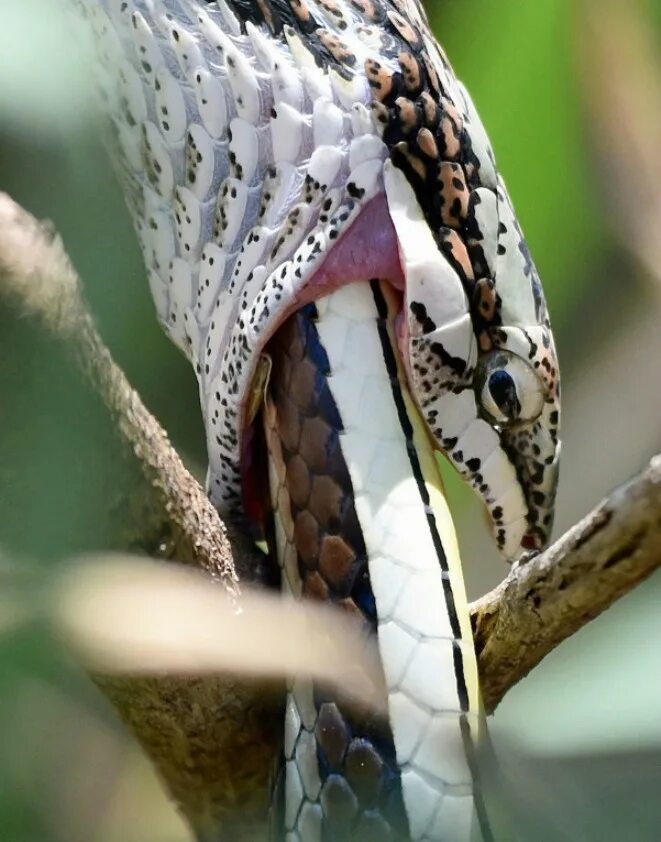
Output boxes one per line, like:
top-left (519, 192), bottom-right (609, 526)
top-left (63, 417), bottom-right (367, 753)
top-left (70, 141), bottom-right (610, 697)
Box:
top-left (74, 1), bottom-right (561, 839)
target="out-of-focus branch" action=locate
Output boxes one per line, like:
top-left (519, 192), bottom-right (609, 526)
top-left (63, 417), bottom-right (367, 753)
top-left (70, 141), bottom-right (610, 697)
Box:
top-left (0, 192), bottom-right (261, 586)
top-left (578, 0), bottom-right (661, 293)
top-left (2, 192), bottom-right (660, 831)
top-left (474, 455), bottom-right (661, 713)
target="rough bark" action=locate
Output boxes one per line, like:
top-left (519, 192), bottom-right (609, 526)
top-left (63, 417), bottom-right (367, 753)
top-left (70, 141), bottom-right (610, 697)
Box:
top-left (473, 455), bottom-right (661, 713)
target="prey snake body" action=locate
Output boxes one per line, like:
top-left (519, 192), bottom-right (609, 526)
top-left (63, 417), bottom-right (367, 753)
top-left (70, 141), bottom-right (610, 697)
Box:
top-left (264, 281), bottom-right (487, 839)
top-left (77, 1), bottom-right (561, 838)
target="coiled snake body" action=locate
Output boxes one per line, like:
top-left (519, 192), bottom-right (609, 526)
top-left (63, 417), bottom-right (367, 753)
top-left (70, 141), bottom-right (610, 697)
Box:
top-left (78, 1), bottom-right (561, 838)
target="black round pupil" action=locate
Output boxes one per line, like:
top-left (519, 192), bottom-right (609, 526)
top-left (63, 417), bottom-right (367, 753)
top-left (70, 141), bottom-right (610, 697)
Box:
top-left (488, 370), bottom-right (520, 419)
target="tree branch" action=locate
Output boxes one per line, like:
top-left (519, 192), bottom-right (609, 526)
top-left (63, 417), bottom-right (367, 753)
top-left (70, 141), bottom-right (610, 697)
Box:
top-left (474, 455), bottom-right (661, 713)
top-left (0, 192), bottom-right (277, 837)
top-left (2, 192), bottom-right (660, 828)
top-left (0, 192), bottom-right (262, 587)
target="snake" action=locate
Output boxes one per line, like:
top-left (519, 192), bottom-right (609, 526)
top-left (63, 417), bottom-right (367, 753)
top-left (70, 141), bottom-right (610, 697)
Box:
top-left (75, 1), bottom-right (561, 839)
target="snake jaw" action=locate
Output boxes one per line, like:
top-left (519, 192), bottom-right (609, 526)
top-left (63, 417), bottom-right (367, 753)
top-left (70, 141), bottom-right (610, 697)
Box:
top-left (502, 407), bottom-right (561, 553)
top-left (84, 0), bottom-right (561, 559)
top-left (384, 159), bottom-right (560, 561)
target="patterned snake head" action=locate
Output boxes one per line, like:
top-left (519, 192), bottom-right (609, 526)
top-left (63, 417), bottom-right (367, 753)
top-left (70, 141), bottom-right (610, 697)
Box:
top-left (78, 0), bottom-right (560, 561)
top-left (384, 109), bottom-right (561, 560)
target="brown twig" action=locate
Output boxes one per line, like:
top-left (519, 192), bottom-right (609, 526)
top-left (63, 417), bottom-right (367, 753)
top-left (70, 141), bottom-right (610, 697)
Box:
top-left (474, 455), bottom-right (661, 713)
top-left (2, 192), bottom-right (660, 830)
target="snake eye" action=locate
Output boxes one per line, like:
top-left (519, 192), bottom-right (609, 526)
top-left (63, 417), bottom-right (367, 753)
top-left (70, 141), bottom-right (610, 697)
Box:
top-left (476, 351), bottom-right (544, 426)
top-left (487, 370), bottom-right (519, 420)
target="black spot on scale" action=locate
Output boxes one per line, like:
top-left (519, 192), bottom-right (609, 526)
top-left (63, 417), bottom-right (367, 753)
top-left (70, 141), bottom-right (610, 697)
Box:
top-left (430, 340), bottom-right (467, 377)
top-left (522, 328), bottom-right (539, 359)
top-left (529, 462), bottom-right (545, 486)
top-left (409, 301), bottom-right (436, 334)
top-left (346, 182), bottom-right (365, 200)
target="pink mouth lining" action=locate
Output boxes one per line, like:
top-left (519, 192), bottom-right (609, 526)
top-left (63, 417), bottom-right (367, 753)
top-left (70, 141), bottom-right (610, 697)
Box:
top-left (241, 193), bottom-right (409, 524)
top-left (298, 193), bottom-right (405, 299)
top-left (296, 193), bottom-right (411, 378)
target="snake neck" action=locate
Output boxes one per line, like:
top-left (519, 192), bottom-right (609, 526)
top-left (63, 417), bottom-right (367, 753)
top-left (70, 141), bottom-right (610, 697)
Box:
top-left (263, 280), bottom-right (489, 842)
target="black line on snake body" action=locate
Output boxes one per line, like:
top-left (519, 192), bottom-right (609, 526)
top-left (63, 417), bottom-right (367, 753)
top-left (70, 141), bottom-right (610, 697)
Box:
top-left (370, 278), bottom-right (495, 842)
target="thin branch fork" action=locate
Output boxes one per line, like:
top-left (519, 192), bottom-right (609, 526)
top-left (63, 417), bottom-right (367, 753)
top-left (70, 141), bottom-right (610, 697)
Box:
top-left (473, 454), bottom-right (661, 712)
top-left (1, 192), bottom-right (660, 832)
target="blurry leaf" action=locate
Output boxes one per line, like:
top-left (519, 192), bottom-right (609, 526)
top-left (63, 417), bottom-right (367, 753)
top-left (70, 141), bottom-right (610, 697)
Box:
top-left (95, 747), bottom-right (189, 842)
top-left (53, 555), bottom-right (386, 712)
top-left (0, 671), bottom-right (187, 842)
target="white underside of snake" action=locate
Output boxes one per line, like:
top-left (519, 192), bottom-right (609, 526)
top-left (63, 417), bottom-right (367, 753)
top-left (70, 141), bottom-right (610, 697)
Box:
top-left (74, 1), bottom-right (561, 839)
top-left (267, 281), bottom-right (484, 840)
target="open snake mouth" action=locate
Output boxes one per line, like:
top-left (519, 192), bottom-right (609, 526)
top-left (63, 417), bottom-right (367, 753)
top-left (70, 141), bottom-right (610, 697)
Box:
top-left (236, 188), bottom-right (557, 836)
top-left (241, 194), bottom-right (404, 524)
top-left (241, 190), bottom-right (558, 560)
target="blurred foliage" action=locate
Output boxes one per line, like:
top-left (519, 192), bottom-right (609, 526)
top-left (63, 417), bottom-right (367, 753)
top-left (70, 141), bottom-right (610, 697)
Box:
top-left (0, 1), bottom-right (660, 840)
